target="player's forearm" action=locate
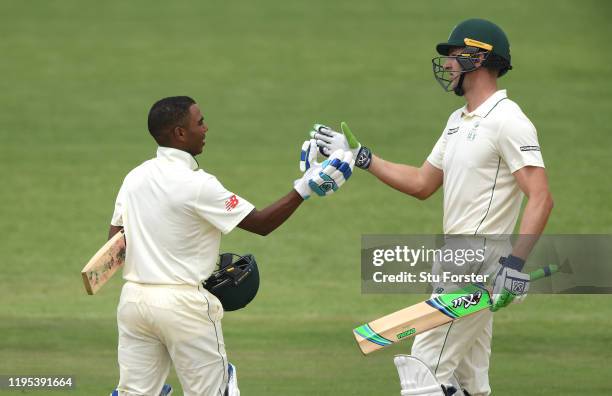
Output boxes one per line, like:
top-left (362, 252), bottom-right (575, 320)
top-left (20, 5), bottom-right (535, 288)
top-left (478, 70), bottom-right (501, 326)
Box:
top-left (512, 190), bottom-right (554, 259)
top-left (368, 155), bottom-right (431, 199)
top-left (237, 190), bottom-right (304, 236)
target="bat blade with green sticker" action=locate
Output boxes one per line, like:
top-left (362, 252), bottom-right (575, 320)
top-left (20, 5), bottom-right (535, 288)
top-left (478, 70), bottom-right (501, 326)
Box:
top-left (353, 265), bottom-right (558, 355)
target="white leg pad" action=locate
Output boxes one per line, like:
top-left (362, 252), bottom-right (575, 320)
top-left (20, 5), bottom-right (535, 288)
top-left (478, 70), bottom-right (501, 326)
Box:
top-left (394, 355), bottom-right (446, 396)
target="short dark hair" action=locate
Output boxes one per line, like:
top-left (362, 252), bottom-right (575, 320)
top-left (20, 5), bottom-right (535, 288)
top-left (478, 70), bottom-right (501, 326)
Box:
top-left (483, 53), bottom-right (512, 77)
top-left (147, 96), bottom-right (196, 142)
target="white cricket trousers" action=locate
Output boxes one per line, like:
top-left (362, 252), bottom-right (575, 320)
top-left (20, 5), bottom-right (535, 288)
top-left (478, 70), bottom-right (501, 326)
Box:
top-left (411, 236), bottom-right (512, 396)
top-left (411, 310), bottom-right (493, 396)
top-left (116, 281), bottom-right (228, 396)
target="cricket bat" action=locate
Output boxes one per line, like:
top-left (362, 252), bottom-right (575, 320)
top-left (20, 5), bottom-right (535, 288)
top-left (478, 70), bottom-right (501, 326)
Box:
top-left (81, 230), bottom-right (126, 295)
top-left (353, 265), bottom-right (558, 355)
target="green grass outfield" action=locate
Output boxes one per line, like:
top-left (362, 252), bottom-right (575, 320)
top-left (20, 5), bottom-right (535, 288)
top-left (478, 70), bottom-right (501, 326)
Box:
top-left (1, 0), bottom-right (611, 394)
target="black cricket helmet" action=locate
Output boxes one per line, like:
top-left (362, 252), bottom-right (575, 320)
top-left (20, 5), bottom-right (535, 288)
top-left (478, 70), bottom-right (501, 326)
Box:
top-left (204, 253), bottom-right (259, 311)
top-left (432, 19), bottom-right (512, 95)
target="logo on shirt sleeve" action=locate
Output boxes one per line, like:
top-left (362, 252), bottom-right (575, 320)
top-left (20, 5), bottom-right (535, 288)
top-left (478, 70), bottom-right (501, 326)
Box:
top-left (520, 146), bottom-right (541, 152)
top-left (225, 195), bottom-right (239, 211)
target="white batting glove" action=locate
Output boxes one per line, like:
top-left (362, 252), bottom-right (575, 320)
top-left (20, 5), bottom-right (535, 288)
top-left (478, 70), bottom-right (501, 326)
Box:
top-left (293, 139), bottom-right (321, 199)
top-left (491, 267), bottom-right (530, 312)
top-left (310, 123), bottom-right (360, 157)
top-left (308, 149), bottom-right (355, 196)
top-left (310, 122), bottom-right (372, 170)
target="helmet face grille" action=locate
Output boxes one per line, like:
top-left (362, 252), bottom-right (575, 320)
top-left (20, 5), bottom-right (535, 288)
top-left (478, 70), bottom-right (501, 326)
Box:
top-left (431, 47), bottom-right (490, 93)
top-left (432, 57), bottom-right (459, 92)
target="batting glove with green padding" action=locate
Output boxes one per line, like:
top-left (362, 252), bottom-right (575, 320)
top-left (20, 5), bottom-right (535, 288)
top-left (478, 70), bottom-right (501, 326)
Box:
top-left (491, 264), bottom-right (559, 312)
top-left (310, 122), bottom-right (372, 169)
top-left (491, 255), bottom-right (529, 311)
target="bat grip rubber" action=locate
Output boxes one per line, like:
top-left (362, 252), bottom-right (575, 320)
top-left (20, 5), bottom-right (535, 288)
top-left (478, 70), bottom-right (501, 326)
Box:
top-left (528, 264), bottom-right (559, 281)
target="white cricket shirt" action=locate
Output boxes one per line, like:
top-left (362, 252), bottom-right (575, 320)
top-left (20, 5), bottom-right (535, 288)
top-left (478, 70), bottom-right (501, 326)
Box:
top-left (111, 147), bottom-right (255, 285)
top-left (427, 90), bottom-right (545, 235)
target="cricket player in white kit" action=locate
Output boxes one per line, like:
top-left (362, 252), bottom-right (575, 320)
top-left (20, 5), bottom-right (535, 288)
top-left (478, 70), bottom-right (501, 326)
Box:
top-left (310, 19), bottom-right (553, 395)
top-left (108, 96), bottom-right (354, 396)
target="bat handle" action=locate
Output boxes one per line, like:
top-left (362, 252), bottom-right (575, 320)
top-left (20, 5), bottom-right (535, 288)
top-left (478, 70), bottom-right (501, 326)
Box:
top-left (528, 264), bottom-right (558, 281)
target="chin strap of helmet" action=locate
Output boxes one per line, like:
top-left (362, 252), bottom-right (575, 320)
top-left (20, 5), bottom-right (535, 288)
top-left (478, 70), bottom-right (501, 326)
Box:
top-left (453, 46), bottom-right (483, 96)
top-left (453, 73), bottom-right (466, 96)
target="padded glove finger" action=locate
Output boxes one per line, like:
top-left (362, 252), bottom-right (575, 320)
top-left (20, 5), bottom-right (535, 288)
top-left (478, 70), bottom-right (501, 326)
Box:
top-left (313, 124), bottom-right (335, 137)
top-left (315, 139), bottom-right (334, 151)
top-left (310, 130), bottom-right (335, 144)
top-left (322, 151), bottom-right (353, 183)
top-left (299, 139), bottom-right (318, 172)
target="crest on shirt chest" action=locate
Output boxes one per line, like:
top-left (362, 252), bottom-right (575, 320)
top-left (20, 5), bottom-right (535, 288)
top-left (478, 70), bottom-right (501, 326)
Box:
top-left (466, 121), bottom-right (480, 141)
